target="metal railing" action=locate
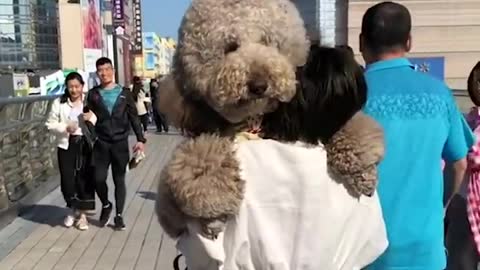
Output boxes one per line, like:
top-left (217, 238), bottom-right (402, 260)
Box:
top-left (0, 89), bottom-right (471, 213)
top-left (0, 95), bottom-right (60, 212)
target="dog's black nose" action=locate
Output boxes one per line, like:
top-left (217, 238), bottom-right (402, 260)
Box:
top-left (248, 80), bottom-right (267, 95)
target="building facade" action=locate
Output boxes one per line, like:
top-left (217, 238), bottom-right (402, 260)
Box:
top-left (348, 0), bottom-right (480, 90)
top-left (58, 0), bottom-right (83, 70)
top-left (133, 33), bottom-right (175, 79)
top-left (158, 37), bottom-right (175, 75)
top-left (138, 31), bottom-right (160, 78)
top-left (0, 0), bottom-right (60, 71)
top-left (292, 0), bottom-right (348, 46)
top-left (293, 0), bottom-right (480, 90)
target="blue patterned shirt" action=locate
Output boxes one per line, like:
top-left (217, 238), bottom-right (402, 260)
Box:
top-left (364, 58), bottom-right (474, 270)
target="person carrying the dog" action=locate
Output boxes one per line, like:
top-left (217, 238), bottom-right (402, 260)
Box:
top-left (83, 57), bottom-right (146, 230)
top-left (150, 76), bottom-right (169, 133)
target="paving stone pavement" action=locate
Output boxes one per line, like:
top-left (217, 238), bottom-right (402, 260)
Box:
top-left (0, 132), bottom-right (185, 270)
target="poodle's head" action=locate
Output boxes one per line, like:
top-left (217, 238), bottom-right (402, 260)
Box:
top-left (173, 0), bottom-right (309, 123)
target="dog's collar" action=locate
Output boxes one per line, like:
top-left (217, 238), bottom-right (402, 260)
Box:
top-left (235, 131), bottom-right (261, 142)
top-left (234, 116), bottom-right (262, 142)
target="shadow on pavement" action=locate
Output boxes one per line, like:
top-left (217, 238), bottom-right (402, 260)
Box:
top-left (137, 191), bottom-right (156, 201)
top-left (19, 204), bottom-right (68, 227)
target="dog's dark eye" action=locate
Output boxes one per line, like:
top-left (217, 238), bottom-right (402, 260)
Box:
top-left (224, 42), bottom-right (239, 54)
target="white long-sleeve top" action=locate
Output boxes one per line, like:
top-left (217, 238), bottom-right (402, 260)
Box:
top-left (177, 139), bottom-right (388, 270)
top-left (135, 90), bottom-right (150, 116)
top-left (45, 97), bottom-right (95, 150)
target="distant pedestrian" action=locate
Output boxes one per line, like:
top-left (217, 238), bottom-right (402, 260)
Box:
top-left (132, 76), bottom-right (150, 133)
top-left (46, 72), bottom-right (95, 231)
top-left (150, 76), bottom-right (169, 133)
top-left (360, 2), bottom-right (473, 269)
top-left (83, 57), bottom-right (147, 230)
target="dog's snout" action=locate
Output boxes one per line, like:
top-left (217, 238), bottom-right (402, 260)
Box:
top-left (248, 80), bottom-right (268, 95)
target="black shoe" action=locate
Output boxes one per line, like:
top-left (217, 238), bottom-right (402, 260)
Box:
top-left (99, 203), bottom-right (112, 227)
top-left (114, 215), bottom-right (126, 231)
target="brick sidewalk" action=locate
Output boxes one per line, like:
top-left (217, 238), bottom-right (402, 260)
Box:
top-left (0, 133), bottom-right (183, 270)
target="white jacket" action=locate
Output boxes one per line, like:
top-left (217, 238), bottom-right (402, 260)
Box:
top-left (45, 97), bottom-right (96, 150)
top-left (135, 90), bottom-right (150, 116)
top-left (177, 139), bottom-right (388, 270)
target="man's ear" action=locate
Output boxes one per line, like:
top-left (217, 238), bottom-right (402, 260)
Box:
top-left (359, 33), bottom-right (364, 53)
top-left (405, 34), bottom-right (412, 52)
top-left (157, 75), bottom-right (185, 129)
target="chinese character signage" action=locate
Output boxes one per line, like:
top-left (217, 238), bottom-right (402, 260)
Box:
top-left (112, 0), bottom-right (124, 27)
top-left (409, 57), bottom-right (445, 81)
top-left (132, 0), bottom-right (143, 54)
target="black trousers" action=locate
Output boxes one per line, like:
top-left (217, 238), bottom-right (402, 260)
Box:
top-left (139, 113), bottom-right (149, 132)
top-left (93, 139), bottom-right (129, 215)
top-left (445, 194), bottom-right (480, 269)
top-left (57, 136), bottom-right (95, 210)
top-left (153, 106), bottom-right (168, 132)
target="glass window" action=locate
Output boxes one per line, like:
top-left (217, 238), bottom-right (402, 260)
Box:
top-left (0, 0), bottom-right (59, 70)
top-left (144, 36), bottom-right (154, 49)
top-left (145, 53), bottom-right (156, 70)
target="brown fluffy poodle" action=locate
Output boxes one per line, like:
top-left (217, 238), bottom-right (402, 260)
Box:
top-left (156, 0), bottom-right (384, 239)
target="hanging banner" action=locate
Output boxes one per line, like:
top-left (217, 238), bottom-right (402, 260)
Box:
top-left (132, 0), bottom-right (143, 54)
top-left (112, 0), bottom-right (125, 28)
top-left (81, 0), bottom-right (102, 72)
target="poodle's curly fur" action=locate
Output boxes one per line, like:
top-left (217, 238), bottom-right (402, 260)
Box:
top-left (174, 0), bottom-right (309, 123)
top-left (156, 134), bottom-right (243, 238)
top-left (326, 112), bottom-right (385, 197)
top-left (156, 75), bottom-right (184, 129)
top-left (162, 134), bottom-right (243, 219)
top-left (155, 0), bottom-right (385, 240)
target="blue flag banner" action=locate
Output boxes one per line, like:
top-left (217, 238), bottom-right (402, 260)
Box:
top-left (408, 57), bottom-right (445, 81)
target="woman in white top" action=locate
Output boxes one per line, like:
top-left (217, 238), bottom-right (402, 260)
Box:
top-left (132, 76), bottom-right (150, 132)
top-left (46, 72), bottom-right (96, 231)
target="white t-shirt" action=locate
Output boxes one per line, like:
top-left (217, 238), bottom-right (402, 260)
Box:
top-left (177, 139), bottom-right (388, 270)
top-left (68, 105), bottom-right (83, 136)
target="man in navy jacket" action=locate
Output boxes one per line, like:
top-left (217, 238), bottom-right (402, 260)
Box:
top-left (84, 57), bottom-right (146, 230)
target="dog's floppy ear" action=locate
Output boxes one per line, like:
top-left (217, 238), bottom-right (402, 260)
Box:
top-left (156, 75), bottom-right (185, 129)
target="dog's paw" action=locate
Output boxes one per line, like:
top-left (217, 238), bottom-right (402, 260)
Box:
top-left (156, 169), bottom-right (188, 238)
top-left (326, 111), bottom-right (384, 197)
top-left (162, 134), bottom-right (245, 219)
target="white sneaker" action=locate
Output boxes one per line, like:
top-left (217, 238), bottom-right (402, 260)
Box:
top-left (75, 214), bottom-right (89, 231)
top-left (64, 215), bottom-right (75, 228)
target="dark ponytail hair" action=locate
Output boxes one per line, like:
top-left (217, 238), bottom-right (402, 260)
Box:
top-left (468, 62), bottom-right (480, 106)
top-left (263, 46), bottom-right (367, 145)
top-left (61, 72), bottom-right (85, 103)
top-left (132, 76), bottom-right (142, 102)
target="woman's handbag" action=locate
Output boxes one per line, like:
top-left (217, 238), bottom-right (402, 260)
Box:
top-left (71, 135), bottom-right (96, 211)
top-left (80, 106), bottom-right (98, 151)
